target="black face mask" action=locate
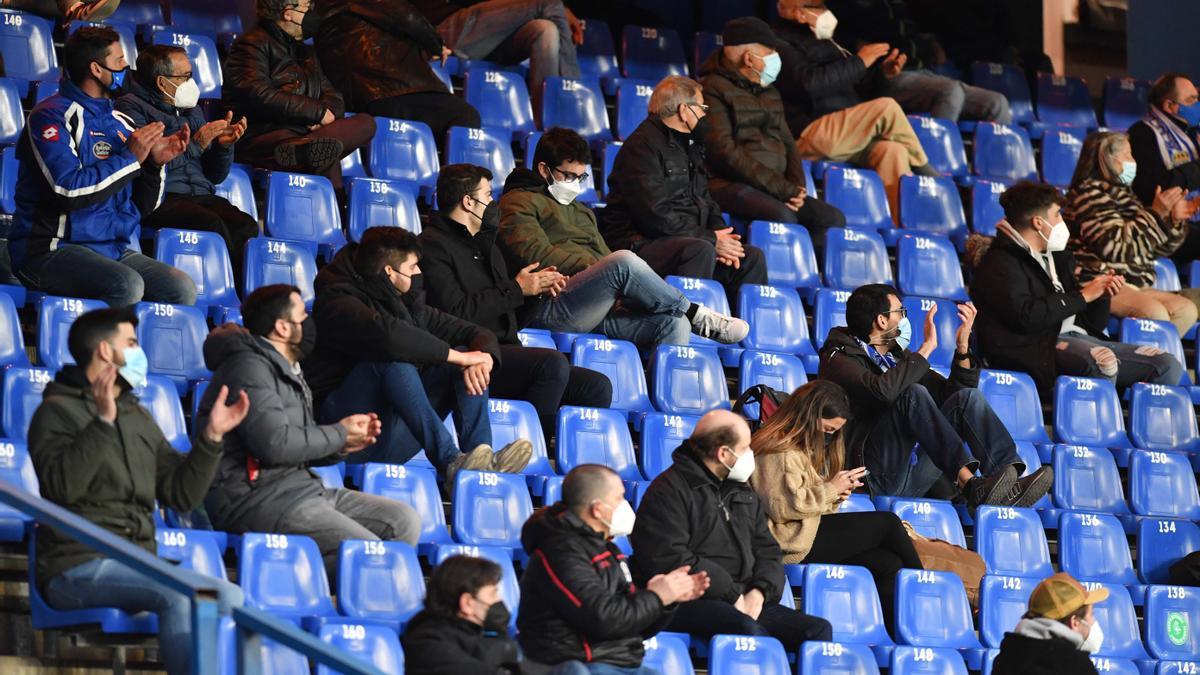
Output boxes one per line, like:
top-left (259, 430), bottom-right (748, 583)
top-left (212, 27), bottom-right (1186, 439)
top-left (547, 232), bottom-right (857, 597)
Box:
top-left (287, 8), bottom-right (323, 39)
top-left (824, 432), bottom-right (837, 447)
top-left (482, 600), bottom-right (510, 634)
top-left (296, 315), bottom-right (317, 360)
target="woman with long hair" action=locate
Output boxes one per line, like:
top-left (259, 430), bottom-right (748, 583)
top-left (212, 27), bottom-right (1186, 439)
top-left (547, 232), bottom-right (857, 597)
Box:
top-left (749, 380), bottom-right (922, 623)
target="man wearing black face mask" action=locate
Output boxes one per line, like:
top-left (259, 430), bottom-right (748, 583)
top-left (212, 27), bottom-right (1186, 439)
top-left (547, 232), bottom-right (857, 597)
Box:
top-left (222, 0), bottom-right (376, 195)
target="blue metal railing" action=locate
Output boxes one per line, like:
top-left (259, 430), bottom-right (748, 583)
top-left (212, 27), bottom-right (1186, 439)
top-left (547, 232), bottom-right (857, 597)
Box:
top-left (0, 480), bottom-right (384, 674)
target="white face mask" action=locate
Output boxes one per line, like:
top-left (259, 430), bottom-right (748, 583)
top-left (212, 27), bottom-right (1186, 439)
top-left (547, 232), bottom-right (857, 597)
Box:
top-left (1080, 619), bottom-right (1104, 654)
top-left (1038, 218), bottom-right (1070, 252)
top-left (810, 9), bottom-right (838, 40)
top-left (546, 173), bottom-right (585, 205)
top-left (722, 447), bottom-right (756, 482)
top-left (600, 499), bottom-right (636, 538)
top-left (163, 77), bottom-right (200, 110)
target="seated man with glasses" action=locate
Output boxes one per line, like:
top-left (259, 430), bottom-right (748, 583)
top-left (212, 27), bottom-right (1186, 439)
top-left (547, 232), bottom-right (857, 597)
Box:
top-left (817, 283), bottom-right (1051, 508)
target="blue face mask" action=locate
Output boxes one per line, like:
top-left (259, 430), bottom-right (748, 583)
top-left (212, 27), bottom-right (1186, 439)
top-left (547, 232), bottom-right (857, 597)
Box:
top-left (1118, 160), bottom-right (1137, 186)
top-left (97, 63), bottom-right (128, 93)
top-left (1178, 102), bottom-right (1200, 128)
top-left (757, 52), bottom-right (782, 87)
top-left (894, 316), bottom-right (912, 351)
top-left (119, 346), bottom-right (148, 389)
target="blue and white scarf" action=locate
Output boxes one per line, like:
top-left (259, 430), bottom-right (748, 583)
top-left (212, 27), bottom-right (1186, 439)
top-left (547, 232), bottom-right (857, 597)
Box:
top-left (1143, 106), bottom-right (1200, 170)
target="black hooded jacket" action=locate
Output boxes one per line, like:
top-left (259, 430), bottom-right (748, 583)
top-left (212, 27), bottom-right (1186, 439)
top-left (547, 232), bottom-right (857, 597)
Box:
top-left (401, 610), bottom-right (523, 675)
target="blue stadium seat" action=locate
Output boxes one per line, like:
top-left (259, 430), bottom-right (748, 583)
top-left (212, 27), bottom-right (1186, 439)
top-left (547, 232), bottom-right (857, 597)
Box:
top-left (891, 646), bottom-right (969, 675)
top-left (971, 62), bottom-right (1036, 128)
top-left (0, 439), bottom-right (37, 540)
top-left (171, 0), bottom-right (244, 36)
top-left (1041, 127), bottom-right (1085, 188)
top-left (1154, 258), bottom-right (1182, 292)
top-left (155, 528), bottom-right (226, 579)
top-left (244, 237), bottom-right (318, 308)
top-left (516, 328), bottom-right (557, 350)
top-left (1120, 318), bottom-right (1191, 386)
top-left (134, 302), bottom-right (210, 394)
top-left (37, 295), bottom-right (106, 371)
top-left (897, 235), bottom-right (967, 301)
top-left (1085, 582), bottom-right (1151, 661)
top-left (898, 175), bottom-right (968, 242)
top-left (0, 10), bottom-right (57, 83)
top-left (447, 127), bottom-right (515, 197)
top-left (265, 172), bottom-right (346, 258)
top-left (30, 77), bottom-right (57, 102)
top-left (434, 544), bottom-right (520, 632)
top-left (487, 398), bottom-right (554, 482)
top-left (522, 132), bottom-right (599, 205)
top-left (336, 540), bottom-right (424, 631)
top-left (824, 166), bottom-right (893, 231)
top-left (572, 338), bottom-right (653, 416)
top-left (1130, 450), bottom-right (1200, 520)
top-left (1053, 376), bottom-right (1134, 449)
top-left (310, 464), bottom-right (343, 491)
top-left (136, 375), bottom-right (190, 452)
top-left (346, 178), bottom-right (421, 241)
top-left (600, 140), bottom-right (622, 198)
top-left (68, 22), bottom-right (138, 70)
top-left (239, 533), bottom-right (337, 622)
top-left (0, 144), bottom-right (18, 215)
top-left (738, 285), bottom-right (818, 368)
top-left (973, 506), bottom-right (1053, 578)
top-left (979, 575), bottom-right (1036, 648)
top-left (651, 345), bottom-right (729, 415)
top-left (2, 367), bottom-right (52, 440)
top-left (889, 499), bottom-right (965, 547)
top-left (105, 0), bottom-right (164, 25)
top-left (973, 122), bottom-right (1038, 182)
top-left (747, 221), bottom-right (822, 297)
top-left (361, 463), bottom-right (453, 554)
top-left (214, 164), bottom-right (258, 221)
top-left (813, 288), bottom-right (851, 349)
top-left (804, 564), bottom-right (895, 651)
top-left (1037, 73), bottom-right (1099, 130)
top-left (900, 296), bottom-right (962, 370)
top-left (1140, 519), bottom-right (1200, 585)
top-left (1102, 77), bottom-right (1150, 131)
top-left (642, 633), bottom-right (695, 675)
top-left (640, 412), bottom-right (699, 480)
top-left (665, 275), bottom-right (735, 352)
top-left (155, 229), bottom-right (240, 315)
top-left (1146, 585), bottom-right (1200, 661)
top-left (313, 622), bottom-right (404, 675)
top-left (0, 77), bottom-right (22, 145)
top-left (451, 470), bottom-right (534, 553)
top-left (908, 116), bottom-right (969, 179)
top-left (739, 352), bottom-right (807, 417)
top-left (894, 570), bottom-right (983, 667)
top-left (692, 31), bottom-right (723, 75)
top-left (555, 406), bottom-right (643, 481)
top-left (1130, 383), bottom-right (1199, 453)
top-left (708, 634), bottom-right (790, 675)
top-left (341, 151), bottom-right (366, 179)
top-left (542, 77), bottom-right (613, 143)
top-left (1154, 660), bottom-right (1200, 675)
top-left (149, 30), bottom-right (222, 98)
top-left (621, 25), bottom-right (687, 81)
top-left (801, 641), bottom-right (882, 675)
top-left (0, 293), bottom-right (25, 369)
top-left (465, 68), bottom-right (535, 138)
top-left (1058, 512), bottom-right (1140, 586)
top-left (823, 228), bottom-right (892, 290)
top-left (1051, 444), bottom-right (1129, 515)
top-left (970, 179), bottom-right (1007, 237)
top-left (577, 19), bottom-right (619, 81)
top-left (615, 79), bottom-right (653, 142)
top-left (430, 59), bottom-right (453, 92)
top-left (978, 369), bottom-right (1053, 445)
top-left (368, 117), bottom-right (440, 190)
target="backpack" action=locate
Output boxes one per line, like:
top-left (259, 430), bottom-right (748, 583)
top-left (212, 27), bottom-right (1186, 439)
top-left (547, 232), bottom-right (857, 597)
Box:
top-left (732, 384), bottom-right (789, 431)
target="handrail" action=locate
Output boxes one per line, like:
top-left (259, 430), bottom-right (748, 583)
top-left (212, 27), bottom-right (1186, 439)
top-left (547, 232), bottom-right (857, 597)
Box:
top-left (232, 606), bottom-right (386, 675)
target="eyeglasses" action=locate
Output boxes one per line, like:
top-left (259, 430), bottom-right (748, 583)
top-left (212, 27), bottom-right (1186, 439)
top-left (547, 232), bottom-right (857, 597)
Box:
top-left (684, 102), bottom-right (710, 113)
top-left (881, 307), bottom-right (908, 318)
top-left (551, 166), bottom-right (589, 183)
top-left (1170, 96), bottom-right (1199, 107)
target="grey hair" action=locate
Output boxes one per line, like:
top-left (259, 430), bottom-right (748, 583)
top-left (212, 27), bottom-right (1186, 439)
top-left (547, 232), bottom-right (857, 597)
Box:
top-left (135, 44), bottom-right (186, 91)
top-left (1068, 130), bottom-right (1129, 190)
top-left (649, 75), bottom-right (704, 119)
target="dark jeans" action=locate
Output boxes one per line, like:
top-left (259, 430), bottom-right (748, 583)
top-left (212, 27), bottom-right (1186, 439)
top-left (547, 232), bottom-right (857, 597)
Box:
top-left (709, 180), bottom-right (846, 252)
top-left (663, 599), bottom-right (833, 653)
top-left (632, 237), bottom-right (768, 311)
top-left (365, 92), bottom-right (481, 142)
top-left (318, 360), bottom-right (491, 471)
top-left (19, 245), bottom-right (197, 308)
top-left (238, 114), bottom-right (376, 191)
top-left (141, 193), bottom-right (260, 288)
top-left (491, 344), bottom-right (613, 439)
top-left (862, 386), bottom-right (1021, 499)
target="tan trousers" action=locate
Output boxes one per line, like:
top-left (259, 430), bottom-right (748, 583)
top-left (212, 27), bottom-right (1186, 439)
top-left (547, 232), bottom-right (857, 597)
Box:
top-left (796, 97), bottom-right (930, 222)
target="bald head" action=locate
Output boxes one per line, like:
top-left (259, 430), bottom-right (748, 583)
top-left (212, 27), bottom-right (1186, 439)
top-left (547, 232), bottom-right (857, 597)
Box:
top-left (689, 410), bottom-right (750, 459)
top-left (563, 464), bottom-right (622, 513)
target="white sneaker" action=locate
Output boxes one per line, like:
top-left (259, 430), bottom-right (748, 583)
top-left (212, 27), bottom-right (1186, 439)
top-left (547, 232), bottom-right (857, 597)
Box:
top-left (690, 305), bottom-right (749, 344)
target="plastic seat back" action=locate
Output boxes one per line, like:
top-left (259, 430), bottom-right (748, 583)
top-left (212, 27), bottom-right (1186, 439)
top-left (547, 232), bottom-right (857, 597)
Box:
top-left (0, 144), bottom-right (18, 214)
top-left (555, 406), bottom-right (643, 481)
top-left (446, 127), bottom-right (515, 196)
top-left (0, 292), bottom-right (25, 369)
top-left (1153, 258), bottom-right (1182, 292)
top-left (361, 463), bottom-right (452, 546)
top-left (313, 622), bottom-right (404, 675)
top-left (149, 31), bottom-right (222, 97)
top-left (621, 25), bottom-right (687, 81)
top-left (899, 175), bottom-right (968, 239)
top-left (0, 77), bottom-right (22, 145)
top-left (824, 166), bottom-right (893, 231)
top-left (541, 76), bottom-right (613, 143)
top-left (909, 115), bottom-right (968, 177)
top-left (1146, 584), bottom-right (1200, 660)
top-left (978, 369), bottom-right (1051, 443)
top-left (973, 122), bottom-right (1037, 182)
top-left (156, 529), bottom-right (226, 580)
top-left (889, 499), bottom-right (965, 547)
top-left (516, 328), bottom-right (557, 350)
top-left (577, 19), bottom-right (618, 80)
top-left (0, 10), bottom-right (58, 82)
top-left (891, 646), bottom-right (969, 675)
top-left (244, 238), bottom-right (317, 308)
top-left (1102, 77), bottom-right (1149, 130)
top-left (38, 295), bottom-right (106, 371)
top-left (971, 62), bottom-right (1035, 125)
top-left (1058, 512), bottom-right (1139, 586)
top-left (238, 533), bottom-right (335, 618)
top-left (346, 178), bottom-right (421, 241)
top-left (980, 575), bottom-right (1036, 648)
top-left (3, 367), bottom-right (52, 440)
top-left (651, 345), bottom-right (729, 415)
top-left (68, 21), bottom-right (138, 70)
top-left (615, 79), bottom-right (653, 141)
top-left (692, 30), bottom-right (723, 74)
top-left (337, 540), bottom-right (424, 627)
top-left (747, 220), bottom-right (821, 290)
top-left (0, 439), bottom-right (37, 540)
top-left (155, 229), bottom-right (239, 310)
top-left (639, 412), bottom-right (699, 480)
top-left (1053, 376), bottom-right (1132, 448)
top-left (451, 470), bottom-right (534, 549)
top-left (1130, 450), bottom-right (1200, 520)
top-left (897, 234), bottom-right (967, 301)
top-left (1139, 519), bottom-right (1200, 585)
top-left (1041, 127), bottom-right (1085, 188)
top-left (803, 563), bottom-right (894, 646)
top-left (135, 375), bottom-right (190, 452)
top-left (1037, 73), bottom-right (1098, 129)
top-left (134, 302), bottom-right (210, 393)
top-left (823, 228), bottom-right (892, 290)
top-left (214, 164), bottom-right (258, 220)
top-left (368, 117), bottom-right (440, 187)
top-left (265, 172), bottom-right (345, 251)
top-left (739, 351), bottom-right (807, 405)
top-left (901, 296), bottom-right (962, 369)
top-left (666, 275), bottom-right (731, 315)
top-left (106, 0), bottom-right (164, 25)
top-left (1051, 444), bottom-right (1129, 514)
top-left (801, 641), bottom-right (881, 675)
top-left (465, 68), bottom-right (536, 136)
top-left (1120, 318), bottom-right (1189, 386)
top-left (488, 398), bottom-right (553, 478)
top-left (708, 634), bottom-right (790, 675)
top-left (738, 284), bottom-right (816, 356)
top-left (642, 633), bottom-right (695, 675)
top-left (1086, 582), bottom-right (1149, 659)
top-left (171, 0), bottom-right (244, 35)
top-left (970, 179), bottom-right (1007, 236)
top-left (973, 506), bottom-right (1053, 577)
top-left (571, 337), bottom-right (653, 414)
top-left (434, 544), bottom-right (520, 630)
top-left (813, 288), bottom-right (851, 348)
top-left (895, 569), bottom-right (982, 648)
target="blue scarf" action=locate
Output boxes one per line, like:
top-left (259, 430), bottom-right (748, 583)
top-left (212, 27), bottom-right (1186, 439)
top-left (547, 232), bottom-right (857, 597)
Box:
top-left (1143, 106), bottom-right (1199, 170)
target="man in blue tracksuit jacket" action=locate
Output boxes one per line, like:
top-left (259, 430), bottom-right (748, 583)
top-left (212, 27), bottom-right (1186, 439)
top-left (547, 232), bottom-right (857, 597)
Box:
top-left (10, 25), bottom-right (197, 308)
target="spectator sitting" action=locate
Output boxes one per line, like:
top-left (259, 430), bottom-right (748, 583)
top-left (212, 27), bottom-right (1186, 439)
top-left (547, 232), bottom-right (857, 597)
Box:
top-left (970, 181), bottom-right (1184, 395)
top-left (10, 26), bottom-right (197, 308)
top-left (1, 0), bottom-right (119, 22)
top-left (198, 284), bottom-right (422, 581)
top-left (992, 572), bottom-right (1107, 675)
top-left (1128, 73), bottom-right (1200, 266)
top-left (520, 464), bottom-right (709, 674)
top-left (304, 226), bottom-right (534, 484)
top-left (495, 128), bottom-right (750, 347)
top-left (602, 76), bottom-right (768, 310)
top-left (631, 410), bottom-right (833, 652)
top-left (1064, 130), bottom-right (1200, 336)
top-left (699, 17), bottom-right (846, 247)
top-left (30, 308), bottom-right (248, 675)
top-left (817, 283), bottom-right (1052, 506)
top-left (420, 162), bottom-right (613, 439)
top-left (223, 0), bottom-right (375, 195)
top-left (750, 380), bottom-right (922, 629)
top-left (313, 0), bottom-right (481, 139)
top-left (117, 45), bottom-right (258, 288)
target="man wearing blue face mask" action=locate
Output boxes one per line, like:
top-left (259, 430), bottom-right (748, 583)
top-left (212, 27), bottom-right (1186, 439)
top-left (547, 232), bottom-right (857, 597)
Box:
top-left (818, 283), bottom-right (1051, 508)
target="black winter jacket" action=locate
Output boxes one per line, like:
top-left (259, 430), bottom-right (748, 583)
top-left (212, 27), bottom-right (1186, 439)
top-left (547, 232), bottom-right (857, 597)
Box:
top-left (401, 611), bottom-right (523, 675)
top-left (222, 20), bottom-right (345, 147)
top-left (518, 504), bottom-right (668, 668)
top-left (772, 20), bottom-right (882, 134)
top-left (991, 633), bottom-right (1098, 675)
top-left (1128, 115), bottom-right (1200, 206)
top-left (116, 78), bottom-right (234, 197)
top-left (630, 445), bottom-right (786, 606)
top-left (303, 243), bottom-right (501, 402)
top-left (969, 234), bottom-right (1110, 395)
top-left (601, 117), bottom-right (726, 252)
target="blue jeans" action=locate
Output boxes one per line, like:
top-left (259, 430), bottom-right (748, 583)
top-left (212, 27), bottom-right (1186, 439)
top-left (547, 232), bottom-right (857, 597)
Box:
top-left (44, 557), bottom-right (244, 675)
top-left (1055, 332), bottom-right (1185, 390)
top-left (318, 360), bottom-right (490, 470)
top-left (19, 244), bottom-right (197, 308)
top-left (529, 250), bottom-right (692, 347)
top-left (882, 70), bottom-right (1012, 124)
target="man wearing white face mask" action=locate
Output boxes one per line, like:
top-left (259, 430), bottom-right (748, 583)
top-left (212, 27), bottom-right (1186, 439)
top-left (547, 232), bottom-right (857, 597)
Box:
top-left (632, 410), bottom-right (834, 653)
top-left (993, 572), bottom-right (1108, 675)
top-left (118, 45), bottom-right (258, 288)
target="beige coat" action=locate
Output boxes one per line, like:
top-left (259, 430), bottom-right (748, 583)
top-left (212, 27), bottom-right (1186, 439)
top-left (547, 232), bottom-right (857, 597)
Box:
top-left (749, 449), bottom-right (842, 564)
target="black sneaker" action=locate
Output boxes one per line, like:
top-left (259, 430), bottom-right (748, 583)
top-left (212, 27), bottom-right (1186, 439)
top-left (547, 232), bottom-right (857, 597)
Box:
top-left (1009, 465), bottom-right (1054, 508)
top-left (273, 137), bottom-right (344, 172)
top-left (963, 465), bottom-right (1019, 509)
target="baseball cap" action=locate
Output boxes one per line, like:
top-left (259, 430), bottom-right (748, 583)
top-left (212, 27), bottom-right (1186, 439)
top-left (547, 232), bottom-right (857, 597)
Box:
top-left (1028, 572), bottom-right (1109, 620)
top-left (722, 17), bottom-right (782, 49)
